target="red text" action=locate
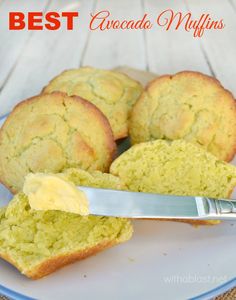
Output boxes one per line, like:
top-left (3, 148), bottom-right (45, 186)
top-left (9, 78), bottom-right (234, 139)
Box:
top-left (9, 11), bottom-right (79, 30)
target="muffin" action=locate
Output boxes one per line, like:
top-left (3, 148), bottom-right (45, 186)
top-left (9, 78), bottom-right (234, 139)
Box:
top-left (42, 67), bottom-right (143, 140)
top-left (110, 139), bottom-right (236, 225)
top-left (130, 71), bottom-right (236, 161)
top-left (0, 92), bottom-right (116, 193)
top-left (0, 193), bottom-right (132, 279)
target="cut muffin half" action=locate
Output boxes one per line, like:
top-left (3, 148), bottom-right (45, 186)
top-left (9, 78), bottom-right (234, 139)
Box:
top-left (110, 139), bottom-right (236, 225)
top-left (0, 193), bottom-right (132, 279)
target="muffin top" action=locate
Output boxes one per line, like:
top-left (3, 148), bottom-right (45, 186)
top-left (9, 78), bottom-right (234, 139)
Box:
top-left (42, 67), bottom-right (143, 140)
top-left (130, 71), bottom-right (236, 161)
top-left (0, 92), bottom-right (116, 193)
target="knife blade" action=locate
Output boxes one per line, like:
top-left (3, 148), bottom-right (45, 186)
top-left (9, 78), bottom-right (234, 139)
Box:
top-left (79, 187), bottom-right (236, 221)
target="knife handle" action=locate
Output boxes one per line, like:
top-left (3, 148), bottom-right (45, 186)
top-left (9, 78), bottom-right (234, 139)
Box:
top-left (204, 197), bottom-right (236, 220)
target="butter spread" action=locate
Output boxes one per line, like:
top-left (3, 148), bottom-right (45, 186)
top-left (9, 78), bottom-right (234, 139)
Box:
top-left (23, 173), bottom-right (89, 216)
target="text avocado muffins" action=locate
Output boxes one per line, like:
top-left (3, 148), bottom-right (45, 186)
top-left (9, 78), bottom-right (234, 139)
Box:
top-left (129, 71), bottom-right (236, 161)
top-left (0, 92), bottom-right (116, 193)
top-left (42, 67), bottom-right (143, 140)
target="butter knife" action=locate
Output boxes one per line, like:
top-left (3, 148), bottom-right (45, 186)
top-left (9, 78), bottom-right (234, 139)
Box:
top-left (79, 187), bottom-right (236, 221)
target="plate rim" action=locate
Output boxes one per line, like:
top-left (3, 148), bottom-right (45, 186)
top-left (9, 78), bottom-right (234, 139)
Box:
top-left (0, 113), bottom-right (235, 300)
top-left (1, 276), bottom-right (236, 300)
top-left (0, 113), bottom-right (9, 121)
top-left (0, 284), bottom-right (35, 300)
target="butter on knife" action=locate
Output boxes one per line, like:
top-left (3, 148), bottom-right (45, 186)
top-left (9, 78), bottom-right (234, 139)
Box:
top-left (23, 173), bottom-right (236, 221)
top-left (23, 173), bottom-right (89, 216)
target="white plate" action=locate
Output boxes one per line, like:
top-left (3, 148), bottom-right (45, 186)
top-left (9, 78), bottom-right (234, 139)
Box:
top-left (0, 114), bottom-right (236, 300)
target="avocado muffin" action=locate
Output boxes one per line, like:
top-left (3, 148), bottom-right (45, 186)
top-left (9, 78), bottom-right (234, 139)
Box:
top-left (110, 139), bottom-right (236, 225)
top-left (130, 71), bottom-right (236, 161)
top-left (42, 67), bottom-right (143, 140)
top-left (0, 167), bottom-right (132, 279)
top-left (0, 194), bottom-right (132, 279)
top-left (0, 92), bottom-right (116, 193)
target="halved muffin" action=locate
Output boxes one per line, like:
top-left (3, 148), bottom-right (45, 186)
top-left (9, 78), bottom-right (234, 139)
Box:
top-left (0, 194), bottom-right (132, 279)
top-left (110, 139), bottom-right (236, 225)
top-left (0, 168), bottom-right (132, 279)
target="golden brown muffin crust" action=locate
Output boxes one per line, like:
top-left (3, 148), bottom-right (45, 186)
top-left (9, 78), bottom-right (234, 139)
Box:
top-left (0, 92), bottom-right (116, 193)
top-left (0, 241), bottom-right (115, 279)
top-left (130, 71), bottom-right (236, 161)
top-left (42, 67), bottom-right (143, 140)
